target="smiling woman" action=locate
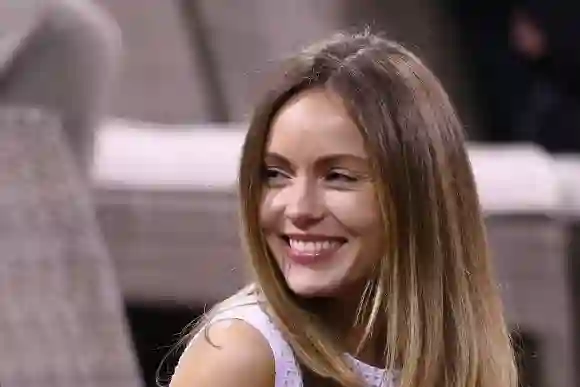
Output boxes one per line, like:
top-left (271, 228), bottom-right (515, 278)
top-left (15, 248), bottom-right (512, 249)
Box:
top-left (260, 89), bottom-right (383, 298)
top-left (170, 30), bottom-right (517, 387)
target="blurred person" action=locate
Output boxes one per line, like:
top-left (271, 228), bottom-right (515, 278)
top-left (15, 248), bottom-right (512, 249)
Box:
top-left (447, 0), bottom-right (580, 152)
top-left (510, 0), bottom-right (580, 152)
top-left (0, 0), bottom-right (121, 173)
top-left (444, 0), bottom-right (526, 143)
top-left (170, 31), bottom-right (517, 387)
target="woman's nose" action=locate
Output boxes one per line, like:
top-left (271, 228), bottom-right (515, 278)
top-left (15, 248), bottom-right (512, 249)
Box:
top-left (284, 178), bottom-right (324, 228)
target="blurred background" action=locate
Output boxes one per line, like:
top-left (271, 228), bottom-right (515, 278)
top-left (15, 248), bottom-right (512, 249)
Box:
top-left (0, 1), bottom-right (579, 387)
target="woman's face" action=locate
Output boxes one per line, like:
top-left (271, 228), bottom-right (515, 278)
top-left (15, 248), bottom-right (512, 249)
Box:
top-left (259, 88), bottom-right (384, 297)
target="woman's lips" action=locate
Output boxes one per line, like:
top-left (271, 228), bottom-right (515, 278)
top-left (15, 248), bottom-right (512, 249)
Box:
top-left (281, 235), bottom-right (346, 265)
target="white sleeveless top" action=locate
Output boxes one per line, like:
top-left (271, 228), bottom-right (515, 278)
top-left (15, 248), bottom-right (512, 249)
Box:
top-left (177, 292), bottom-right (397, 387)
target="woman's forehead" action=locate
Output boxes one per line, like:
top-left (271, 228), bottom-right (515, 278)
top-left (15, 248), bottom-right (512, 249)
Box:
top-left (266, 89), bottom-right (368, 160)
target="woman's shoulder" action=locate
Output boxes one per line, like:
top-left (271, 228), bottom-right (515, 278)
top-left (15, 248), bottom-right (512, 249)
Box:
top-left (171, 285), bottom-right (303, 387)
top-left (170, 318), bottom-right (275, 387)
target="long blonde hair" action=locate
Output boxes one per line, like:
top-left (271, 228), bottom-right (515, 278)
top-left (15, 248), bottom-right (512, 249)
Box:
top-left (196, 30), bottom-right (517, 387)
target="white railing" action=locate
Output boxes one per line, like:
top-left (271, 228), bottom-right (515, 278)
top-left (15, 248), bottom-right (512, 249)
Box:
top-left (93, 118), bottom-right (580, 215)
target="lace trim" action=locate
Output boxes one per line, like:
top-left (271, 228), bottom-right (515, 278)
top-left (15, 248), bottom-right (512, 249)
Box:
top-left (347, 355), bottom-right (398, 387)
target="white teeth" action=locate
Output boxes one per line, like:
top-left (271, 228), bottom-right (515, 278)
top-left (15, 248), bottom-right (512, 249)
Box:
top-left (288, 238), bottom-right (342, 254)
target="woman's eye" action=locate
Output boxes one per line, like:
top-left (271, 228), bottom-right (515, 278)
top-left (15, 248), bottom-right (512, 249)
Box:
top-left (263, 167), bottom-right (288, 182)
top-left (325, 170), bottom-right (358, 183)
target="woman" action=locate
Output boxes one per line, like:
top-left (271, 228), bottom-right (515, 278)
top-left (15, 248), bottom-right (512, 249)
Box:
top-left (170, 30), bottom-right (517, 387)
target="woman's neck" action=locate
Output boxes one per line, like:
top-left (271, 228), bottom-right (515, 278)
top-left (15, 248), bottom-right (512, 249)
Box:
top-left (305, 287), bottom-right (385, 367)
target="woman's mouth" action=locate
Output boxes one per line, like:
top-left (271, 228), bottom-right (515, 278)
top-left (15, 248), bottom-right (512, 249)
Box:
top-left (281, 235), bottom-right (347, 265)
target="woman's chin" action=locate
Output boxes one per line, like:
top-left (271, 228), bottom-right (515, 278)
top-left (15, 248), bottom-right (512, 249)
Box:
top-left (286, 278), bottom-right (342, 298)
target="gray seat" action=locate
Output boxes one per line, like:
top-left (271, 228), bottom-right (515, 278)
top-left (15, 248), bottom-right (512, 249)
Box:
top-left (0, 0), bottom-right (121, 172)
top-left (486, 214), bottom-right (575, 387)
top-left (0, 107), bottom-right (142, 387)
top-left (471, 145), bottom-right (577, 387)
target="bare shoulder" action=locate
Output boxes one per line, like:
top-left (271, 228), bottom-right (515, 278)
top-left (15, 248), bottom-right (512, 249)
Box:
top-left (170, 319), bottom-right (275, 387)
